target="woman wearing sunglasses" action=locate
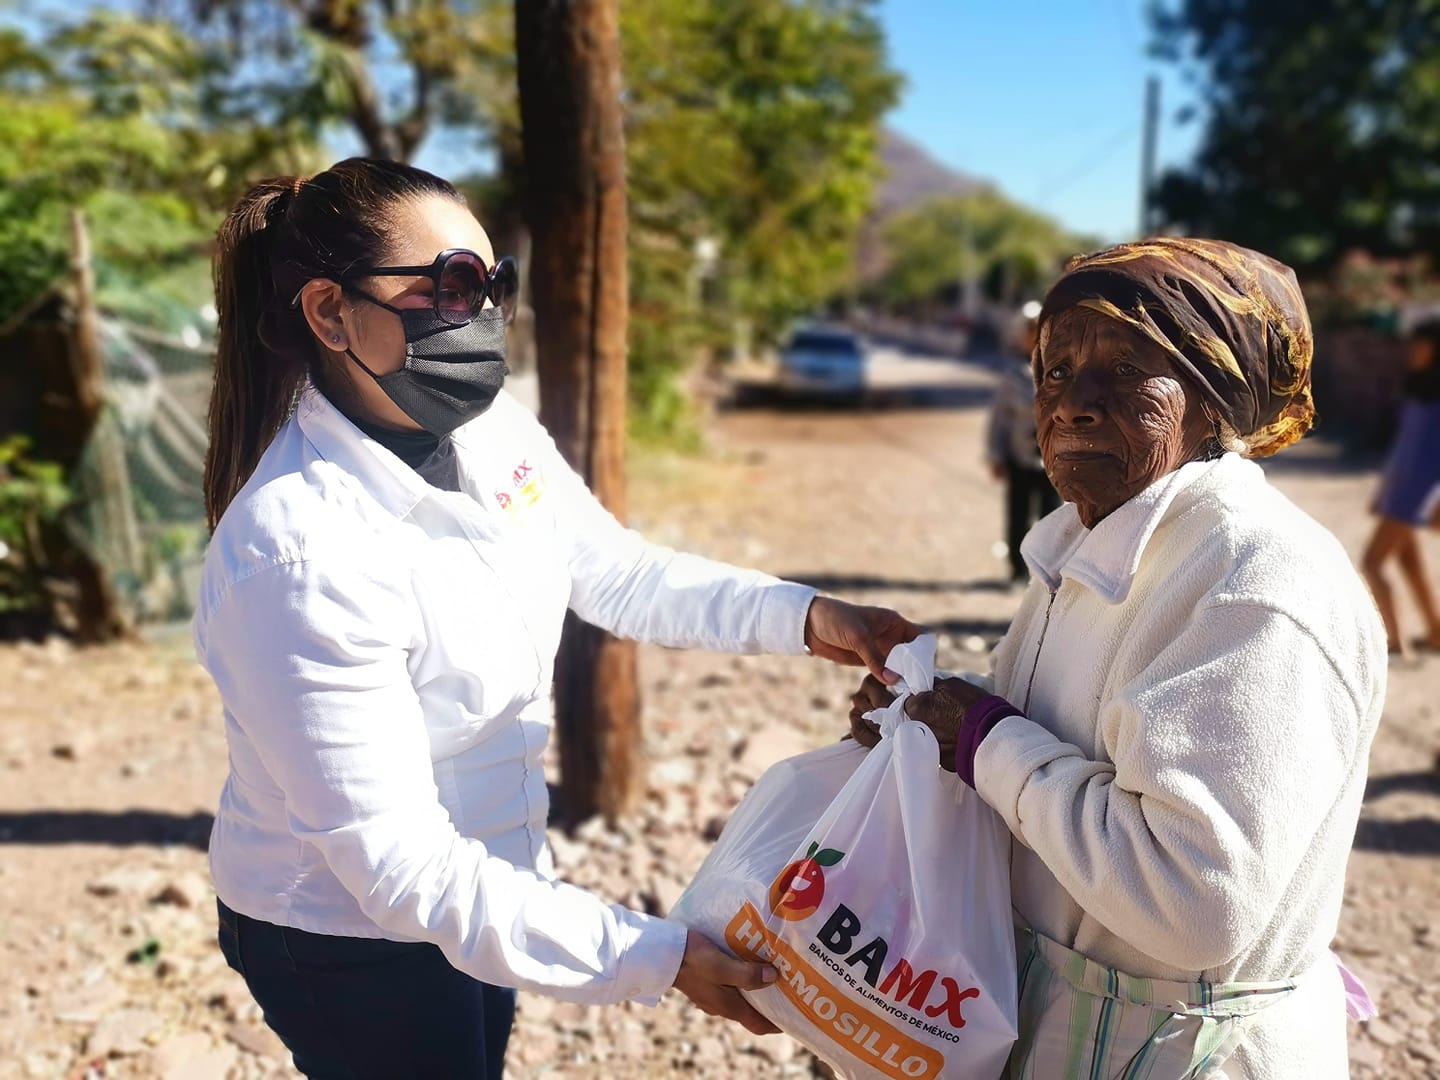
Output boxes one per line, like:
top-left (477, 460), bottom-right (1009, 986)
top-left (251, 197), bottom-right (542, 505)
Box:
top-left (196, 157), bottom-right (917, 1077)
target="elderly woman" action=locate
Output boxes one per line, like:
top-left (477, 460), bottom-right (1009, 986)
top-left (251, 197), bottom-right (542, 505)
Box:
top-left (851, 239), bottom-right (1385, 1079)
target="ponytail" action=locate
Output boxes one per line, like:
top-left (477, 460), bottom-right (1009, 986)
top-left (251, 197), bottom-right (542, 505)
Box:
top-left (203, 159), bottom-right (464, 530)
top-left (204, 179), bottom-right (310, 530)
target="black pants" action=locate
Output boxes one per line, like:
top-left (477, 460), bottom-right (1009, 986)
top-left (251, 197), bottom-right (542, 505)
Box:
top-left (217, 900), bottom-right (515, 1079)
top-left (1004, 462), bottom-right (1061, 579)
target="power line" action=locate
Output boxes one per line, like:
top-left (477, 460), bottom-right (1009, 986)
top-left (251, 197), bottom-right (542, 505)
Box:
top-left (1033, 123), bottom-right (1140, 207)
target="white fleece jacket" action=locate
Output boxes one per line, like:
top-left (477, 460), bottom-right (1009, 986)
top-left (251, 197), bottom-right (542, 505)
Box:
top-left (974, 454), bottom-right (1386, 1079)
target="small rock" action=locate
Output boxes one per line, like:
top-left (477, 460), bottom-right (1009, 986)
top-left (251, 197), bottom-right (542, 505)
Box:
top-left (1364, 1018), bottom-right (1404, 1047)
top-left (574, 817), bottom-right (606, 843)
top-left (22, 1051), bottom-right (67, 1079)
top-left (51, 978), bottom-right (123, 1024)
top-left (144, 1032), bottom-right (214, 1076)
top-left (40, 636), bottom-right (72, 663)
top-left (86, 1007), bottom-right (164, 1057)
top-left (156, 955), bottom-right (190, 981)
top-left (652, 759), bottom-right (698, 788)
top-left (520, 994), bottom-right (556, 1023)
top-left (154, 872), bottom-right (210, 909)
top-left (201, 980), bottom-right (243, 1020)
top-left (225, 1021), bottom-right (287, 1058)
top-left (615, 1023), bottom-right (651, 1059)
top-left (758, 1033), bottom-right (797, 1064)
top-left (1410, 1041), bottom-right (1440, 1066)
top-left (547, 831), bottom-right (584, 870)
top-left (162, 1045), bottom-right (238, 1080)
top-left (86, 865), bottom-right (162, 898)
top-left (121, 668), bottom-right (166, 691)
top-left (516, 1031), bottom-right (560, 1066)
top-left (1349, 1037), bottom-right (1385, 1070)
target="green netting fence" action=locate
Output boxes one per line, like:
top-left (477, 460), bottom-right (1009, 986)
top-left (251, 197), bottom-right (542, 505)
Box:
top-left (71, 317), bottom-right (213, 624)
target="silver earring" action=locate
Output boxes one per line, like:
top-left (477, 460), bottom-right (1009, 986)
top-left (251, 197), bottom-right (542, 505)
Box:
top-left (331, 335), bottom-right (341, 344)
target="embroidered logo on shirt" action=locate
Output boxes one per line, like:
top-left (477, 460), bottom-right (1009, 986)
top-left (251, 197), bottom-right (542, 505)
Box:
top-left (494, 459), bottom-right (545, 519)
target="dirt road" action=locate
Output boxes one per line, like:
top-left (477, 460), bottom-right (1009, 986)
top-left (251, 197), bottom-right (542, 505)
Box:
top-left (1, 354), bottom-right (1436, 1078)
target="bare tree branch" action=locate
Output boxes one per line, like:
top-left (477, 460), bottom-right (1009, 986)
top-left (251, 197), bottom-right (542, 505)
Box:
top-left (396, 58), bottom-right (433, 161)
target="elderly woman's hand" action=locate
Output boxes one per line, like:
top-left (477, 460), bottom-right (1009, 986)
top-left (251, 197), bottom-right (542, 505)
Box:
top-left (846, 674), bottom-right (892, 749)
top-left (902, 677), bottom-right (993, 771)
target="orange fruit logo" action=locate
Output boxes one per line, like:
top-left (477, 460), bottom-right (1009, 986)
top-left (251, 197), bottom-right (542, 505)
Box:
top-left (767, 842), bottom-right (844, 921)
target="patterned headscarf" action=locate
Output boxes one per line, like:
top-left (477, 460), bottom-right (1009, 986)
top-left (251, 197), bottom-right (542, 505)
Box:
top-left (1037, 238), bottom-right (1315, 457)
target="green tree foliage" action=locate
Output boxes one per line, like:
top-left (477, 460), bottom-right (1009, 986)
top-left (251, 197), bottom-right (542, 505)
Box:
top-left (0, 15), bottom-right (322, 326)
top-left (1152, 1), bottom-right (1440, 274)
top-left (0, 436), bottom-right (71, 616)
top-left (157, 0), bottom-right (516, 165)
top-left (6, 1), bottom-right (898, 438)
top-left (621, 0), bottom-right (901, 437)
top-left (874, 190), bottom-right (1092, 312)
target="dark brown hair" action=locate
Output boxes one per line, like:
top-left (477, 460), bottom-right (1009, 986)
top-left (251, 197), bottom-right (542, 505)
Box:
top-left (204, 158), bottom-right (464, 529)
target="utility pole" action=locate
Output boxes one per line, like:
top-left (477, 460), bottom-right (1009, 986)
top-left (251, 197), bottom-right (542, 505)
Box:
top-left (1139, 75), bottom-right (1160, 237)
top-left (516, 0), bottom-right (640, 826)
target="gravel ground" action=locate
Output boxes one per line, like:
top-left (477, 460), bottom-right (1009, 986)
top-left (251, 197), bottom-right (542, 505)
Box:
top-left (1, 357), bottom-right (1436, 1079)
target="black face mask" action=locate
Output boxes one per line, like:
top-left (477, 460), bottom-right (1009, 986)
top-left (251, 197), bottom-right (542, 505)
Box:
top-left (346, 305), bottom-right (509, 437)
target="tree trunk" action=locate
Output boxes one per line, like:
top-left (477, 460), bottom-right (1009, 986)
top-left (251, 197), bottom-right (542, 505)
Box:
top-left (64, 210), bottom-right (133, 642)
top-left (515, 0), bottom-right (639, 827)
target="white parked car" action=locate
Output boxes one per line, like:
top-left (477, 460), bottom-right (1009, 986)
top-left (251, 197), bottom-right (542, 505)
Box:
top-left (777, 327), bottom-right (867, 403)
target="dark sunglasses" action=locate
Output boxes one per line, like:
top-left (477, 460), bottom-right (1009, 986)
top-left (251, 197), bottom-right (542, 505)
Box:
top-left (292, 249), bottom-right (519, 327)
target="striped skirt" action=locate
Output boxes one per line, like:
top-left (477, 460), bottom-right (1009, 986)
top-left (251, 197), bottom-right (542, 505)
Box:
top-left (1005, 930), bottom-right (1297, 1080)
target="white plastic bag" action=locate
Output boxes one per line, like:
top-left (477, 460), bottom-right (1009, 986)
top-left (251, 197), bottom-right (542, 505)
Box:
top-left (672, 636), bottom-right (1018, 1080)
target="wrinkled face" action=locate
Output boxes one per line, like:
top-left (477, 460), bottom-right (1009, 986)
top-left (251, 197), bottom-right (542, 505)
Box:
top-left (1035, 306), bottom-right (1214, 528)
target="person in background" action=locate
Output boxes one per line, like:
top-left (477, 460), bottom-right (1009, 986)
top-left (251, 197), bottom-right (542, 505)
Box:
top-left (197, 157), bottom-right (919, 1078)
top-left (986, 300), bottom-right (1061, 585)
top-left (1360, 318), bottom-right (1440, 657)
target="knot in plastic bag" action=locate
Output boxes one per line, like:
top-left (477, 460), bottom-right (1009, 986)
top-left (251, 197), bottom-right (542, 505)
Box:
top-left (862, 634), bottom-right (937, 739)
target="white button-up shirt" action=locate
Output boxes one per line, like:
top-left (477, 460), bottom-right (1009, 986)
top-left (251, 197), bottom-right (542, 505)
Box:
top-left (194, 389), bottom-right (815, 1005)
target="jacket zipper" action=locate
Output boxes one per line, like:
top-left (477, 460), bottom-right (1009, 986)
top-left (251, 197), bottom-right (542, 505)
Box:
top-left (1021, 587), bottom-right (1058, 714)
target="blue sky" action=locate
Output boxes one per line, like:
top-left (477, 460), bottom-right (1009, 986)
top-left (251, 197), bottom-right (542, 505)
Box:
top-left (876, 0), bottom-right (1202, 242)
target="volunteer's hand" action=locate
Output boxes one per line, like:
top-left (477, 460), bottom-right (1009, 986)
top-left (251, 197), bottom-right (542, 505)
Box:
top-left (902, 677), bottom-right (991, 771)
top-left (846, 673), bottom-right (893, 749)
top-left (804, 596), bottom-right (921, 685)
top-left (672, 931), bottom-right (780, 1036)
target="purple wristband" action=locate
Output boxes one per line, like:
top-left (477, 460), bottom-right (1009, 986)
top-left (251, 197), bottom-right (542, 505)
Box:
top-left (953, 694), bottom-right (1021, 789)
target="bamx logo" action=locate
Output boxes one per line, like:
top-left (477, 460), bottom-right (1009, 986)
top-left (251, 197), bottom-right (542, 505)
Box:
top-left (816, 905), bottom-right (980, 1028)
top-left (768, 842), bottom-right (844, 922)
